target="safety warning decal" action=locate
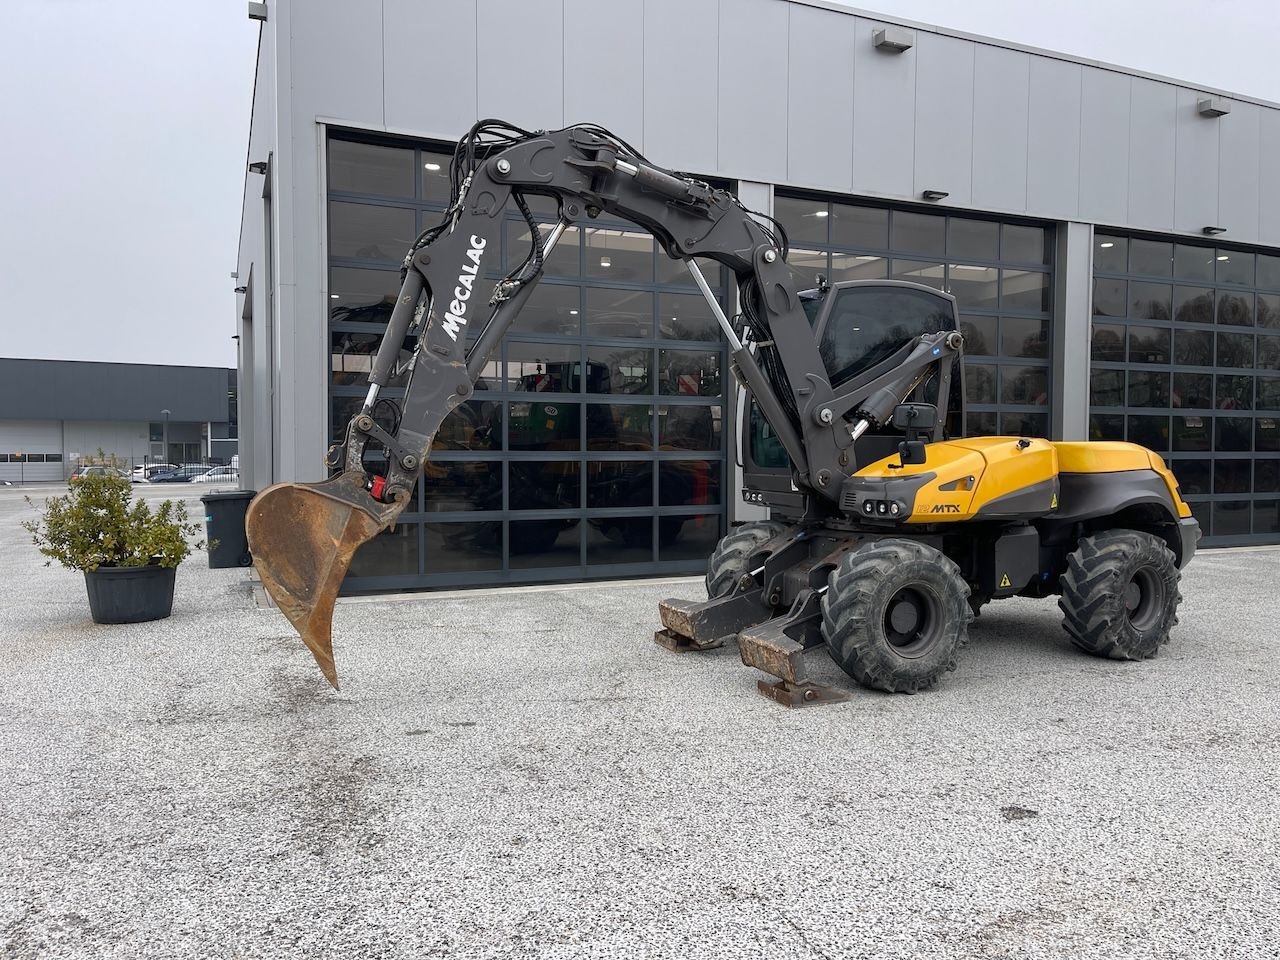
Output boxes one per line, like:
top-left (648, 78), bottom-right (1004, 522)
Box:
top-left (998, 573), bottom-right (1012, 588)
top-left (1050, 492), bottom-right (1058, 509)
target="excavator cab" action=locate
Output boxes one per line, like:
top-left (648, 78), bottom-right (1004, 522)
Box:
top-left (742, 280), bottom-right (964, 516)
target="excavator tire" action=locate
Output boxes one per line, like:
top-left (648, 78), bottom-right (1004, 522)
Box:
top-left (705, 520), bottom-right (788, 598)
top-left (822, 538), bottom-right (972, 694)
top-left (1058, 529), bottom-right (1181, 660)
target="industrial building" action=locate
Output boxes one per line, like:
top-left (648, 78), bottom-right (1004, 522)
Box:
top-left (236, 0), bottom-right (1280, 592)
top-left (0, 359), bottom-right (237, 481)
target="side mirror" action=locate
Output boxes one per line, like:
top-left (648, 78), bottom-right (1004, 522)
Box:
top-left (891, 402), bottom-right (938, 432)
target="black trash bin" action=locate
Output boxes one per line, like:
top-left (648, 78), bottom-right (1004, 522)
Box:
top-left (201, 490), bottom-right (257, 568)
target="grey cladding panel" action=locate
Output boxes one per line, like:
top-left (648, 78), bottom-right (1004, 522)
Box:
top-left (786, 3), bottom-right (855, 189)
top-left (289, 0), bottom-right (384, 125)
top-left (719, 0), bottom-right (788, 183)
top-left (1078, 68), bottom-right (1130, 224)
top-left (1174, 87), bottom-right (1220, 234)
top-left (476, 0), bottom-right (563, 131)
top-left (852, 19), bottom-right (916, 197)
top-left (913, 32), bottom-right (974, 206)
top-left (0, 360), bottom-right (230, 424)
top-left (1217, 101), bottom-right (1261, 243)
top-left (1127, 78), bottom-right (1177, 231)
top-left (971, 45), bottom-right (1029, 212)
top-left (644, 0), bottom-right (718, 172)
top-left (385, 0), bottom-right (476, 135)
top-left (1261, 110), bottom-right (1280, 246)
top-left (1026, 57), bottom-right (1081, 219)
top-left (563, 0), bottom-right (642, 148)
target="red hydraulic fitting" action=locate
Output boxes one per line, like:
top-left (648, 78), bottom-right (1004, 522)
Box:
top-left (369, 474), bottom-right (388, 501)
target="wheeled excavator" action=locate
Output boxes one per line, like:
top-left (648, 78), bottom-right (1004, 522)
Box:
top-left (245, 120), bottom-right (1200, 704)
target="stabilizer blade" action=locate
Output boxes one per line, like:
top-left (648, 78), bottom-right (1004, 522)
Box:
top-left (245, 473), bottom-right (400, 688)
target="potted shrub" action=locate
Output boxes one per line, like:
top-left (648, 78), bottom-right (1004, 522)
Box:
top-left (23, 472), bottom-right (204, 624)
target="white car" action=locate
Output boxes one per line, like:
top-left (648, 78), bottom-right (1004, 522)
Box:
top-left (192, 466), bottom-right (240, 484)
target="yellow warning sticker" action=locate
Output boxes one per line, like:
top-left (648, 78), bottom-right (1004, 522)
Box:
top-left (999, 573), bottom-right (1012, 588)
top-left (1050, 492), bottom-right (1059, 509)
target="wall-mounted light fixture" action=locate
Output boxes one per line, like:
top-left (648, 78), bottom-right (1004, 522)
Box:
top-left (248, 3), bottom-right (267, 22)
top-left (921, 189), bottom-right (949, 202)
top-left (247, 160), bottom-right (268, 175)
top-left (234, 285), bottom-right (248, 294)
top-left (1202, 226), bottom-right (1227, 236)
top-left (1197, 97), bottom-right (1230, 118)
top-left (873, 27), bottom-right (914, 53)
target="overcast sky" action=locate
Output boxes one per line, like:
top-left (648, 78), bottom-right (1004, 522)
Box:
top-left (1, 0), bottom-right (1276, 369)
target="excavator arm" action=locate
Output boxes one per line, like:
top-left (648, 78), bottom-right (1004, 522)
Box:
top-left (245, 121), bottom-right (961, 687)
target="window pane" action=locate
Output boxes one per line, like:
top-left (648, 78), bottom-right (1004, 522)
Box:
top-left (1216, 332), bottom-right (1255, 369)
top-left (1258, 294), bottom-right (1280, 330)
top-left (420, 153), bottom-right (452, 204)
top-left (1213, 501), bottom-right (1251, 537)
top-left (328, 201), bottom-right (415, 261)
top-left (1129, 281), bottom-right (1172, 321)
top-left (1173, 372), bottom-right (1213, 409)
top-left (1093, 278), bottom-right (1125, 317)
top-left (961, 316), bottom-right (998, 356)
top-left (891, 259), bottom-right (946, 289)
top-left (1258, 255), bottom-right (1280, 291)
top-left (659, 349), bottom-right (721, 396)
top-left (892, 211), bottom-right (945, 256)
top-left (1258, 459), bottom-right (1280, 492)
top-left (330, 331), bottom-right (380, 386)
top-left (585, 227), bottom-right (653, 282)
top-left (1091, 323), bottom-right (1125, 362)
top-left (1094, 235), bottom-right (1127, 273)
top-left (329, 267), bottom-right (401, 323)
top-left (1254, 500), bottom-right (1280, 534)
top-left (1174, 328), bottom-right (1213, 366)
top-left (1000, 411), bottom-right (1049, 437)
top-left (1090, 369), bottom-right (1124, 407)
top-left (328, 140), bottom-right (414, 197)
top-left (1174, 286), bottom-right (1215, 324)
top-left (507, 342), bottom-right (580, 392)
top-left (774, 196), bottom-right (828, 245)
top-left (1171, 415), bottom-right (1211, 452)
top-left (587, 461), bottom-right (652, 508)
top-left (434, 400), bottom-right (501, 451)
top-left (349, 525), bottom-right (419, 577)
top-left (1003, 224), bottom-right (1050, 264)
top-left (1216, 374), bottom-right (1253, 411)
top-left (1215, 459), bottom-right (1252, 495)
top-left (659, 405), bottom-right (722, 450)
top-left (1127, 415), bottom-right (1170, 451)
top-left (512, 283), bottom-right (579, 335)
top-left (831, 203), bottom-right (888, 248)
top-left (660, 460), bottom-right (722, 506)
top-left (509, 521), bottom-right (581, 568)
top-left (659, 514), bottom-right (724, 562)
top-left (587, 403), bottom-right (653, 451)
top-left (585, 286), bottom-right (652, 338)
top-left (659, 291), bottom-right (720, 341)
top-left (829, 252), bottom-right (887, 282)
top-left (1002, 317), bottom-right (1049, 358)
top-left (1215, 416), bottom-right (1252, 451)
top-left (509, 461), bottom-right (580, 510)
top-left (1128, 371), bottom-right (1169, 407)
top-left (1174, 244), bottom-right (1215, 283)
top-left (968, 411), bottom-right (997, 436)
top-left (1002, 269), bottom-right (1050, 313)
top-left (947, 264), bottom-right (999, 309)
top-left (1217, 292), bottom-right (1254, 327)
top-left (423, 461), bottom-right (502, 511)
top-left (1259, 418), bottom-right (1280, 452)
top-left (504, 221), bottom-right (578, 277)
top-left (508, 401), bottom-right (580, 451)
top-left (1130, 238), bottom-right (1172, 277)
top-left (1127, 326), bottom-right (1170, 364)
top-left (788, 249), bottom-right (828, 287)
top-left (1171, 459), bottom-right (1210, 495)
top-left (586, 345), bottom-right (651, 395)
top-left (1090, 414), bottom-right (1123, 440)
top-left (948, 218), bottom-right (999, 261)
top-left (1216, 250), bottom-right (1254, 286)
top-left (966, 364), bottom-right (997, 404)
top-left (656, 255), bottom-right (721, 288)
top-left (1000, 366), bottom-right (1049, 405)
top-left (424, 522), bottom-right (502, 574)
top-left (1261, 378), bottom-right (1280, 409)
top-left (586, 518), bottom-right (653, 565)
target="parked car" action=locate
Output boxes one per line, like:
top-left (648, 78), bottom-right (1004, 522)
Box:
top-left (192, 466), bottom-right (239, 484)
top-left (69, 465), bottom-right (131, 483)
top-left (132, 462), bottom-right (177, 482)
top-left (149, 464), bottom-right (214, 483)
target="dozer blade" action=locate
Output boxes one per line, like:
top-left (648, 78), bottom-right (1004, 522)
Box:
top-left (245, 473), bottom-right (402, 689)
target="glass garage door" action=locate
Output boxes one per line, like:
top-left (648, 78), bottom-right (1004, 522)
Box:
top-left (1089, 233), bottom-right (1280, 545)
top-left (326, 133), bottom-right (730, 591)
top-left (773, 195), bottom-right (1055, 438)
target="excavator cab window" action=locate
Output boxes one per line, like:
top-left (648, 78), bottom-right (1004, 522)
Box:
top-left (815, 284), bottom-right (955, 389)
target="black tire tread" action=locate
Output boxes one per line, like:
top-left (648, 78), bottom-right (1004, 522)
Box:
top-left (1057, 529), bottom-right (1182, 661)
top-left (704, 520), bottom-right (789, 598)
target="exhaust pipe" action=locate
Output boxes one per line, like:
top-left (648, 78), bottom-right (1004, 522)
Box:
top-left (245, 471), bottom-right (405, 688)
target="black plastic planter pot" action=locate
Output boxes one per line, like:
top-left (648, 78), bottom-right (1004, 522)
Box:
top-left (83, 565), bottom-right (177, 624)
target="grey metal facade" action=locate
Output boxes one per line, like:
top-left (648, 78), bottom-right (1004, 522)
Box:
top-left (237, 0), bottom-right (1280, 568)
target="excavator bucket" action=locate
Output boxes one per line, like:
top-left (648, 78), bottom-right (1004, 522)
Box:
top-left (245, 474), bottom-right (397, 688)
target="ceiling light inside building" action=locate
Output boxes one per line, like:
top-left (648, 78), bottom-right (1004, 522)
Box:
top-left (330, 294), bottom-right (339, 299)
top-left (569, 309), bottom-right (578, 315)
top-left (424, 162), bottom-right (441, 171)
top-left (599, 256), bottom-right (612, 268)
top-left (1100, 242), bottom-right (1114, 249)
top-left (1217, 255), bottom-right (1230, 261)
top-left (813, 210), bottom-right (829, 218)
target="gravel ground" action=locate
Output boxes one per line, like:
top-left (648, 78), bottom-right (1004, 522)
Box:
top-left (1, 482), bottom-right (1278, 959)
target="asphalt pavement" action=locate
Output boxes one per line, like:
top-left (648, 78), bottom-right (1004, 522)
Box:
top-left (1, 483), bottom-right (1277, 958)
